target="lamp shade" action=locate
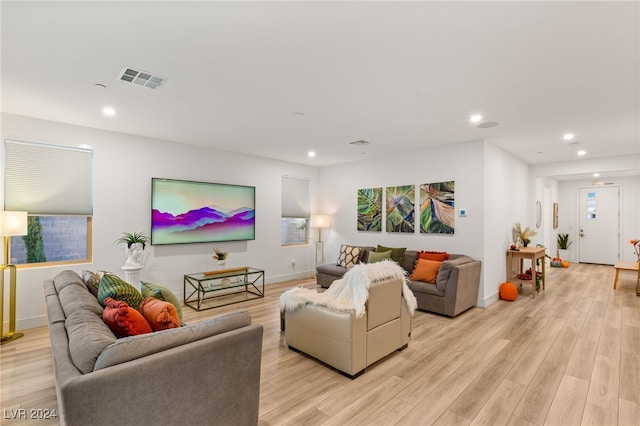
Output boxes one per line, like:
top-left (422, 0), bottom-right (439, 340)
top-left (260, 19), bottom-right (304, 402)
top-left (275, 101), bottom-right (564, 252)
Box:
top-left (311, 214), bottom-right (331, 229)
top-left (0, 211), bottom-right (28, 237)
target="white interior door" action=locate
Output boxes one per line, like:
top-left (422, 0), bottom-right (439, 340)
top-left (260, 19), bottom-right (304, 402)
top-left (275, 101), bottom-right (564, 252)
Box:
top-left (578, 186), bottom-right (620, 265)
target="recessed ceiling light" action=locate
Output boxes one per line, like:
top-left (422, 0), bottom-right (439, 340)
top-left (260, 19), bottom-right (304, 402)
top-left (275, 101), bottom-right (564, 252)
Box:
top-left (470, 114), bottom-right (483, 123)
top-left (593, 173), bottom-right (600, 177)
top-left (577, 150), bottom-right (587, 156)
top-left (307, 151), bottom-right (316, 158)
top-left (102, 107), bottom-right (116, 117)
top-left (563, 133), bottom-right (575, 141)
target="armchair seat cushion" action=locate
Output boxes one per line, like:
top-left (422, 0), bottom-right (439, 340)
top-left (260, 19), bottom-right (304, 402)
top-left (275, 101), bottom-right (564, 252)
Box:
top-left (407, 280), bottom-right (444, 297)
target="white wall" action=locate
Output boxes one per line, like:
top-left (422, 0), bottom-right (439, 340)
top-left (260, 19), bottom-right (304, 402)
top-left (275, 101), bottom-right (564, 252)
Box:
top-left (1, 113), bottom-right (319, 329)
top-left (483, 141), bottom-right (530, 306)
top-left (318, 140), bottom-right (485, 259)
top-left (533, 176), bottom-right (560, 255)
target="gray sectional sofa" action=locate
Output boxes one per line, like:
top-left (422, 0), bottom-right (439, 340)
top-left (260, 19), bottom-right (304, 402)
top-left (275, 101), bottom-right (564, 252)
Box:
top-left (317, 247), bottom-right (481, 317)
top-left (44, 270), bottom-right (263, 426)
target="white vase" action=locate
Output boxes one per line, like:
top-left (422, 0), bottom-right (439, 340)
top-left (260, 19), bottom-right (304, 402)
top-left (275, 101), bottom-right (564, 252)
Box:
top-left (558, 248), bottom-right (568, 261)
top-left (217, 259), bottom-right (226, 268)
top-left (124, 243), bottom-right (144, 268)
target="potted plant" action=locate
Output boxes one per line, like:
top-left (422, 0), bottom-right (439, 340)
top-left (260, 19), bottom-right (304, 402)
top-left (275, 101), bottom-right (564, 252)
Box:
top-left (115, 231), bottom-right (149, 268)
top-left (557, 233), bottom-right (572, 259)
top-left (213, 248), bottom-right (228, 266)
top-left (513, 222), bottom-right (537, 247)
top-left (115, 231), bottom-right (149, 248)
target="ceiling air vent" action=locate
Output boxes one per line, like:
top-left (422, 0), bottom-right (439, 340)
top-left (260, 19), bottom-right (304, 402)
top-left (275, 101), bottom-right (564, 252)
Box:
top-left (118, 67), bottom-right (165, 90)
top-left (349, 140), bottom-right (370, 146)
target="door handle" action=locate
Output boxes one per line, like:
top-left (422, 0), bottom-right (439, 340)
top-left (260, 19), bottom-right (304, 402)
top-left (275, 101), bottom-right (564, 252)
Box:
top-left (580, 229), bottom-right (585, 237)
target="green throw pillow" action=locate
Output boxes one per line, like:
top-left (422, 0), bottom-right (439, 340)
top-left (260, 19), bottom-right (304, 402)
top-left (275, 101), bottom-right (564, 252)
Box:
top-left (376, 245), bottom-right (406, 264)
top-left (367, 250), bottom-right (392, 263)
top-left (97, 273), bottom-right (144, 310)
top-left (141, 281), bottom-right (183, 323)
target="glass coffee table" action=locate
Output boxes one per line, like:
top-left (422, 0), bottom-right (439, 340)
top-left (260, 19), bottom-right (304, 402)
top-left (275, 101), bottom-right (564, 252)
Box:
top-left (183, 267), bottom-right (264, 311)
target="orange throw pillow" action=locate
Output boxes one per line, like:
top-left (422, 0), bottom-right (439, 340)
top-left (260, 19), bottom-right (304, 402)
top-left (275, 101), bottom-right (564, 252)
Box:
top-left (410, 258), bottom-right (442, 283)
top-left (102, 297), bottom-right (152, 338)
top-left (418, 251), bottom-right (450, 262)
top-left (139, 297), bottom-right (181, 331)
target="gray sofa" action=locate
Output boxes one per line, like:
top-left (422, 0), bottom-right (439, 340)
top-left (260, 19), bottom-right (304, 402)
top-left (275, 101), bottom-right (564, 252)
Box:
top-left (44, 270), bottom-right (263, 426)
top-left (317, 247), bottom-right (481, 317)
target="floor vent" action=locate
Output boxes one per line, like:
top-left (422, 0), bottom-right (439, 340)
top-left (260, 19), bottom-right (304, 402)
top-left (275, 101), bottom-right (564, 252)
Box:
top-left (118, 67), bottom-right (165, 90)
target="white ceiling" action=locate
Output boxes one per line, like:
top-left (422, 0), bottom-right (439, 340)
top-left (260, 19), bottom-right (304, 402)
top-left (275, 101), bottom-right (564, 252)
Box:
top-left (2, 1), bottom-right (639, 171)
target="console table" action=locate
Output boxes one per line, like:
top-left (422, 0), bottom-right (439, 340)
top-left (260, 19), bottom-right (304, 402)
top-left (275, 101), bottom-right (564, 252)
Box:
top-left (184, 267), bottom-right (264, 311)
top-left (506, 247), bottom-right (546, 298)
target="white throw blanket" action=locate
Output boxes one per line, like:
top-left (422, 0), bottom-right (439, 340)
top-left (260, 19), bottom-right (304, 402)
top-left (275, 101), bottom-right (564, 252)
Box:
top-left (280, 260), bottom-right (417, 318)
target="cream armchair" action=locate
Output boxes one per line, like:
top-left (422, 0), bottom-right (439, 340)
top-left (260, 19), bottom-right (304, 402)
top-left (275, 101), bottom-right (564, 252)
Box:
top-left (283, 274), bottom-right (413, 378)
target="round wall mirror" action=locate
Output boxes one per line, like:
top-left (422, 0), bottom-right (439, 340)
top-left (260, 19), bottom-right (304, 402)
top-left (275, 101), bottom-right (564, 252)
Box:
top-left (535, 200), bottom-right (542, 228)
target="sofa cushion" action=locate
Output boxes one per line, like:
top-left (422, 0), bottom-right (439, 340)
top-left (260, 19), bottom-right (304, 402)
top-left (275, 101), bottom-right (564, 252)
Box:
top-left (418, 251), bottom-right (450, 262)
top-left (410, 258), bottom-right (441, 283)
top-left (337, 245), bottom-right (362, 268)
top-left (53, 270), bottom-right (87, 293)
top-left (407, 279), bottom-right (445, 297)
top-left (141, 281), bottom-right (183, 323)
top-left (65, 309), bottom-right (117, 374)
top-left (82, 270), bottom-right (103, 297)
top-left (97, 273), bottom-right (144, 309)
top-left (366, 250), bottom-right (392, 263)
top-left (400, 250), bottom-right (418, 273)
top-left (94, 310), bottom-right (253, 371)
top-left (317, 263), bottom-right (349, 278)
top-left (140, 297), bottom-right (181, 331)
top-left (58, 282), bottom-right (104, 318)
top-left (102, 297), bottom-right (153, 338)
top-left (376, 245), bottom-right (406, 264)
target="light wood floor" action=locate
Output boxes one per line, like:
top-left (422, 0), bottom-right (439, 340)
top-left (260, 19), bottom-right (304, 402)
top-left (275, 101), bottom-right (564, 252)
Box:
top-left (1, 263), bottom-right (639, 425)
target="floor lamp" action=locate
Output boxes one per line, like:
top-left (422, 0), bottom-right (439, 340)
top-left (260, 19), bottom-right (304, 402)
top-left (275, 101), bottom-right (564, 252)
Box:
top-left (1, 211), bottom-right (28, 345)
top-left (311, 215), bottom-right (330, 268)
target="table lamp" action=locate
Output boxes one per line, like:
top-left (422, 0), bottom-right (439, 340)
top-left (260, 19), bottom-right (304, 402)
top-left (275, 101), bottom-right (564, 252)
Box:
top-left (1, 211), bottom-right (28, 345)
top-left (311, 214), bottom-right (331, 267)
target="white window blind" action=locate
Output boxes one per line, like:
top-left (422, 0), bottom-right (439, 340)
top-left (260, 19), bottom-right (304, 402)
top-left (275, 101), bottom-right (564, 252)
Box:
top-left (281, 175), bottom-right (310, 218)
top-left (4, 140), bottom-right (93, 215)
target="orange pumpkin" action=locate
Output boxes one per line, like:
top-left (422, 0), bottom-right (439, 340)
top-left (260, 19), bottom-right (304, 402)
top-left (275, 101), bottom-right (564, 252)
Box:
top-left (562, 260), bottom-right (569, 268)
top-left (500, 282), bottom-right (518, 301)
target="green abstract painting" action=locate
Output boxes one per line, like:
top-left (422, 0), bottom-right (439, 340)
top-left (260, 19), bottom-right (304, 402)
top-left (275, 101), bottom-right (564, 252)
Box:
top-left (357, 187), bottom-right (382, 232)
top-left (420, 181), bottom-right (455, 234)
top-left (386, 185), bottom-right (415, 233)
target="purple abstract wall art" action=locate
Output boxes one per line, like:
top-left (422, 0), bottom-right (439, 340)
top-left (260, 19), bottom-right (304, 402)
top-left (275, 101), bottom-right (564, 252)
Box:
top-left (151, 178), bottom-right (255, 245)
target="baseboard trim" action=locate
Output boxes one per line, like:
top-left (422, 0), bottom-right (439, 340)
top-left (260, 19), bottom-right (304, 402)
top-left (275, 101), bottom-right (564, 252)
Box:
top-left (477, 291), bottom-right (499, 308)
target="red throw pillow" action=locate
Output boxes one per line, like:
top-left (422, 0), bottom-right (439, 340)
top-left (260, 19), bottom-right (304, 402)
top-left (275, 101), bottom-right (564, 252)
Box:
top-left (139, 297), bottom-right (181, 331)
top-left (418, 251), bottom-right (450, 262)
top-left (410, 258), bottom-right (442, 284)
top-left (102, 297), bottom-right (152, 338)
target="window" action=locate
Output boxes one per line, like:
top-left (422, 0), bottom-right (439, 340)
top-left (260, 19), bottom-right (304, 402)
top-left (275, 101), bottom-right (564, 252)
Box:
top-left (4, 139), bottom-right (93, 266)
top-left (281, 176), bottom-right (310, 246)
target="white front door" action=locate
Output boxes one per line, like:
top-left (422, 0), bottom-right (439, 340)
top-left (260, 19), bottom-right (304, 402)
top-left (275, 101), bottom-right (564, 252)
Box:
top-left (578, 186), bottom-right (620, 265)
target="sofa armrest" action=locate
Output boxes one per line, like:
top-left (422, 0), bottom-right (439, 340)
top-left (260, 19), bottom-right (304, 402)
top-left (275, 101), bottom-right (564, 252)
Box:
top-left (285, 306), bottom-right (366, 376)
top-left (58, 324), bottom-right (263, 426)
top-left (442, 260), bottom-right (482, 317)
